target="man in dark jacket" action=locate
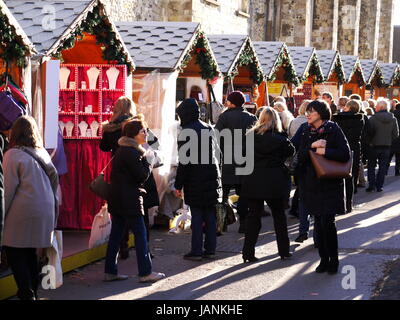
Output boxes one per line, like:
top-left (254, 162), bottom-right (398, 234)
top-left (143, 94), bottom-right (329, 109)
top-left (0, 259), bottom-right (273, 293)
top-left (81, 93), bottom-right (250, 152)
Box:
top-left (390, 104), bottom-right (400, 175)
top-left (0, 134), bottom-right (4, 258)
top-left (322, 92), bottom-right (337, 115)
top-left (332, 100), bottom-right (364, 212)
top-left (175, 98), bottom-right (222, 261)
top-left (367, 99), bottom-right (399, 192)
top-left (215, 91), bottom-right (257, 233)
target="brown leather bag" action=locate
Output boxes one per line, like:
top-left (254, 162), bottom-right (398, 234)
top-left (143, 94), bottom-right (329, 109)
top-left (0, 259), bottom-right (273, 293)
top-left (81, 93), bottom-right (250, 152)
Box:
top-left (308, 150), bottom-right (353, 179)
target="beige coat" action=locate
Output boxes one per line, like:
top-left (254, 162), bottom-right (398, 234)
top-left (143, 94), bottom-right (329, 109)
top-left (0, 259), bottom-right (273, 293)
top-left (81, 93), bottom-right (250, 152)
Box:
top-left (3, 147), bottom-right (59, 248)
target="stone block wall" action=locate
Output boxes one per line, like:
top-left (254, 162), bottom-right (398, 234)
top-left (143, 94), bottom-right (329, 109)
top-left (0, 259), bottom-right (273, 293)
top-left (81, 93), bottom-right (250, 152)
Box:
top-left (102, 0), bottom-right (166, 21)
top-left (191, 0), bottom-right (249, 35)
top-left (358, 0), bottom-right (380, 59)
top-left (337, 0), bottom-right (361, 55)
top-left (378, 0), bottom-right (394, 62)
top-left (311, 0), bottom-right (337, 50)
top-left (249, 0), bottom-right (268, 41)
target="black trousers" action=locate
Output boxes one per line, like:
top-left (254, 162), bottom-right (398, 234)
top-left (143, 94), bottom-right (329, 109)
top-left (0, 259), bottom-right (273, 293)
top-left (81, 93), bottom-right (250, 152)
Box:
top-left (243, 198), bottom-right (290, 258)
top-left (314, 214), bottom-right (338, 260)
top-left (222, 184), bottom-right (249, 223)
top-left (4, 247), bottom-right (39, 300)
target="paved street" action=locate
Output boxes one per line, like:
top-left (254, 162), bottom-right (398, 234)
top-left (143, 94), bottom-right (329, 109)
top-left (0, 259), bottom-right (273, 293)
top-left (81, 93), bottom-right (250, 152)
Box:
top-left (37, 166), bottom-right (400, 300)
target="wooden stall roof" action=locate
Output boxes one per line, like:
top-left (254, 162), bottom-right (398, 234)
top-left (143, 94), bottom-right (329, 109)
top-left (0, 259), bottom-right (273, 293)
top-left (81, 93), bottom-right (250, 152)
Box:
top-left (253, 41), bottom-right (299, 86)
top-left (341, 55), bottom-right (366, 84)
top-left (316, 50), bottom-right (345, 84)
top-left (6, 0), bottom-right (134, 69)
top-left (208, 34), bottom-right (264, 80)
top-left (287, 46), bottom-right (324, 83)
top-left (117, 21), bottom-right (219, 77)
top-left (360, 59), bottom-right (384, 86)
top-left (0, 0), bottom-right (35, 55)
top-left (379, 62), bottom-right (400, 87)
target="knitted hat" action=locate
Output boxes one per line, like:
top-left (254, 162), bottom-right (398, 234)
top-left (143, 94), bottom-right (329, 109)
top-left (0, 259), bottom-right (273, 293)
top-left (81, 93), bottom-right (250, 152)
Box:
top-left (227, 91), bottom-right (245, 108)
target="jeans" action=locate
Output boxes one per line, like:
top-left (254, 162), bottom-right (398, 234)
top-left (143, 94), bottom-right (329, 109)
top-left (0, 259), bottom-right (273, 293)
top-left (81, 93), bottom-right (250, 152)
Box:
top-left (222, 184), bottom-right (249, 223)
top-left (105, 214), bottom-right (152, 277)
top-left (190, 206), bottom-right (217, 256)
top-left (314, 214), bottom-right (338, 260)
top-left (243, 198), bottom-right (290, 258)
top-left (4, 247), bottom-right (39, 300)
top-left (367, 146), bottom-right (391, 189)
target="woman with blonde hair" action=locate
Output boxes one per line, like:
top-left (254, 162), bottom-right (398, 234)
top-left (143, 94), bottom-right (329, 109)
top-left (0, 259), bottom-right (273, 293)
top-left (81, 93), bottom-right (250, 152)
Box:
top-left (274, 101), bottom-right (294, 133)
top-left (288, 99), bottom-right (312, 138)
top-left (241, 107), bottom-right (295, 262)
top-left (3, 116), bottom-right (59, 299)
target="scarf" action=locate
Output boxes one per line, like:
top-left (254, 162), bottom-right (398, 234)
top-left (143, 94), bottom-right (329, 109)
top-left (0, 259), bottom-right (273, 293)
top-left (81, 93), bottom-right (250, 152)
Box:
top-left (117, 136), bottom-right (146, 154)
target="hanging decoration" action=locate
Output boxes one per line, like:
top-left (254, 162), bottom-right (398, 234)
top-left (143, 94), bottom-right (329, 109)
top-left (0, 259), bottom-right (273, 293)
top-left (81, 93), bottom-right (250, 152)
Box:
top-left (0, 9), bottom-right (29, 67)
top-left (392, 67), bottom-right (400, 87)
top-left (268, 47), bottom-right (299, 87)
top-left (307, 53), bottom-right (325, 84)
top-left (51, 5), bottom-right (133, 74)
top-left (228, 40), bottom-right (264, 86)
top-left (369, 66), bottom-right (385, 88)
top-left (333, 56), bottom-right (346, 85)
top-left (348, 62), bottom-right (366, 88)
top-left (179, 30), bottom-right (219, 80)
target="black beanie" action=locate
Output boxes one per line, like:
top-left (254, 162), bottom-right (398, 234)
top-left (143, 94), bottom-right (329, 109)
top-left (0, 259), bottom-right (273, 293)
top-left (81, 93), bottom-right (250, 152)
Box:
top-left (227, 91), bottom-right (245, 108)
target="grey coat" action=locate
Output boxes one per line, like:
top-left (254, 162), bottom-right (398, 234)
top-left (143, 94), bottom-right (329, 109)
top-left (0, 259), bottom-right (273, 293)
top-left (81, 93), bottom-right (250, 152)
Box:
top-left (369, 111), bottom-right (399, 147)
top-left (3, 147), bottom-right (59, 248)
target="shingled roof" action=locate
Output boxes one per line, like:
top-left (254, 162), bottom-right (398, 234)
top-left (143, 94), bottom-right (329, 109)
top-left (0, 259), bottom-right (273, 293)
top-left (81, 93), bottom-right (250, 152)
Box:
top-left (360, 59), bottom-right (381, 84)
top-left (288, 46), bottom-right (324, 82)
top-left (117, 21), bottom-right (215, 73)
top-left (379, 62), bottom-right (399, 86)
top-left (316, 50), bottom-right (345, 83)
top-left (6, 0), bottom-right (133, 69)
top-left (0, 0), bottom-right (35, 54)
top-left (341, 55), bottom-right (366, 84)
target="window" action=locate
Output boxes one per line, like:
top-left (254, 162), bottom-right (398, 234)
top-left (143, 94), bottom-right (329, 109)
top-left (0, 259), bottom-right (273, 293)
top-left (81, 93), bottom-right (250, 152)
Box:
top-left (236, 0), bottom-right (250, 18)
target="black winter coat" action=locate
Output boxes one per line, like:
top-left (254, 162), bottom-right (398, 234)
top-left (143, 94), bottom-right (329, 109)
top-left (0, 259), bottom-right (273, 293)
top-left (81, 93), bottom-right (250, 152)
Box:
top-left (108, 138), bottom-right (151, 217)
top-left (100, 116), bottom-right (160, 208)
top-left (292, 121), bottom-right (351, 216)
top-left (215, 106), bottom-right (257, 185)
top-left (0, 134), bottom-right (4, 247)
top-left (391, 109), bottom-right (400, 153)
top-left (332, 111), bottom-right (364, 150)
top-left (175, 99), bottom-right (222, 207)
top-left (241, 130), bottom-right (295, 200)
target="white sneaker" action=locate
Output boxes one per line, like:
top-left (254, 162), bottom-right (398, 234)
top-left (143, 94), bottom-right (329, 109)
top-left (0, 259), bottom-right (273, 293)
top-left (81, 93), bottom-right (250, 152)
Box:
top-left (139, 272), bottom-right (166, 283)
top-left (103, 273), bottom-right (129, 282)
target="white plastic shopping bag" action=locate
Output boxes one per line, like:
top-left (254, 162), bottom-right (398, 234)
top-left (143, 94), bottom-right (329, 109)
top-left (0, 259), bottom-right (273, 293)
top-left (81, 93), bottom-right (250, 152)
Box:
top-left (46, 230), bottom-right (63, 289)
top-left (169, 203), bottom-right (191, 234)
top-left (88, 204), bottom-right (112, 249)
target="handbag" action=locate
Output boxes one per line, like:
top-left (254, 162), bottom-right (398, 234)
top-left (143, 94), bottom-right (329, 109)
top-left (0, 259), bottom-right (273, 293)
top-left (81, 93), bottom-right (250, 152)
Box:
top-left (0, 90), bottom-right (24, 130)
top-left (308, 150), bottom-right (353, 179)
top-left (89, 156), bottom-right (114, 200)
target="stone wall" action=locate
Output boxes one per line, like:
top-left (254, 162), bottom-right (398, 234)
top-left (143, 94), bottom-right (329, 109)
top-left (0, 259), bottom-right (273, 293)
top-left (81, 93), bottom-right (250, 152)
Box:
top-left (337, 0), bottom-right (361, 55)
top-left (311, 0), bottom-right (337, 50)
top-left (358, 0), bottom-right (380, 59)
top-left (378, 0), bottom-right (394, 62)
top-left (249, 0), bottom-right (268, 41)
top-left (102, 0), bottom-right (166, 21)
top-left (191, 0), bottom-right (249, 35)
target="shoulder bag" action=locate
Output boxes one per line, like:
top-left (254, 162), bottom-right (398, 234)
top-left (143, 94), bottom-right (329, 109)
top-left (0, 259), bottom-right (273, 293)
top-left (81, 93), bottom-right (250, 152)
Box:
top-left (89, 156), bottom-right (114, 200)
top-left (308, 150), bottom-right (353, 179)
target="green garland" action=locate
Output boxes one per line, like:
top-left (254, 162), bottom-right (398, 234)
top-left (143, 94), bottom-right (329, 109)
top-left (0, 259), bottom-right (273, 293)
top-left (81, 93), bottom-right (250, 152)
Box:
top-left (179, 31), bottom-right (219, 80)
top-left (228, 40), bottom-right (264, 86)
top-left (370, 66), bottom-right (385, 88)
top-left (306, 53), bottom-right (324, 84)
top-left (333, 56), bottom-right (346, 85)
top-left (0, 9), bottom-right (29, 67)
top-left (51, 5), bottom-right (133, 74)
top-left (268, 47), bottom-right (299, 86)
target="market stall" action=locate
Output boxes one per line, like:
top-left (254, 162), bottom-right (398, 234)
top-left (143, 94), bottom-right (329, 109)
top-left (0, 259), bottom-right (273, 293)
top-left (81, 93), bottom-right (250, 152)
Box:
top-left (314, 50), bottom-right (346, 100)
top-left (375, 63), bottom-right (400, 100)
top-left (116, 21), bottom-right (220, 217)
top-left (207, 35), bottom-right (264, 114)
top-left (253, 41), bottom-right (299, 109)
top-left (359, 59), bottom-right (385, 100)
top-left (7, 0), bottom-right (134, 229)
top-left (287, 46), bottom-right (324, 108)
top-left (341, 55), bottom-right (366, 98)
top-left (0, 0), bottom-right (35, 119)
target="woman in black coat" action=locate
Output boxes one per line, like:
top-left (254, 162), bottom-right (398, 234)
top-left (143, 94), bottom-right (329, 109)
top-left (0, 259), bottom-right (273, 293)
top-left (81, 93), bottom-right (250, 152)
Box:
top-left (104, 119), bottom-right (165, 283)
top-left (390, 103), bottom-right (400, 175)
top-left (241, 107), bottom-right (295, 262)
top-left (100, 97), bottom-right (160, 258)
top-left (292, 100), bottom-right (351, 274)
top-left (332, 100), bottom-right (364, 213)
